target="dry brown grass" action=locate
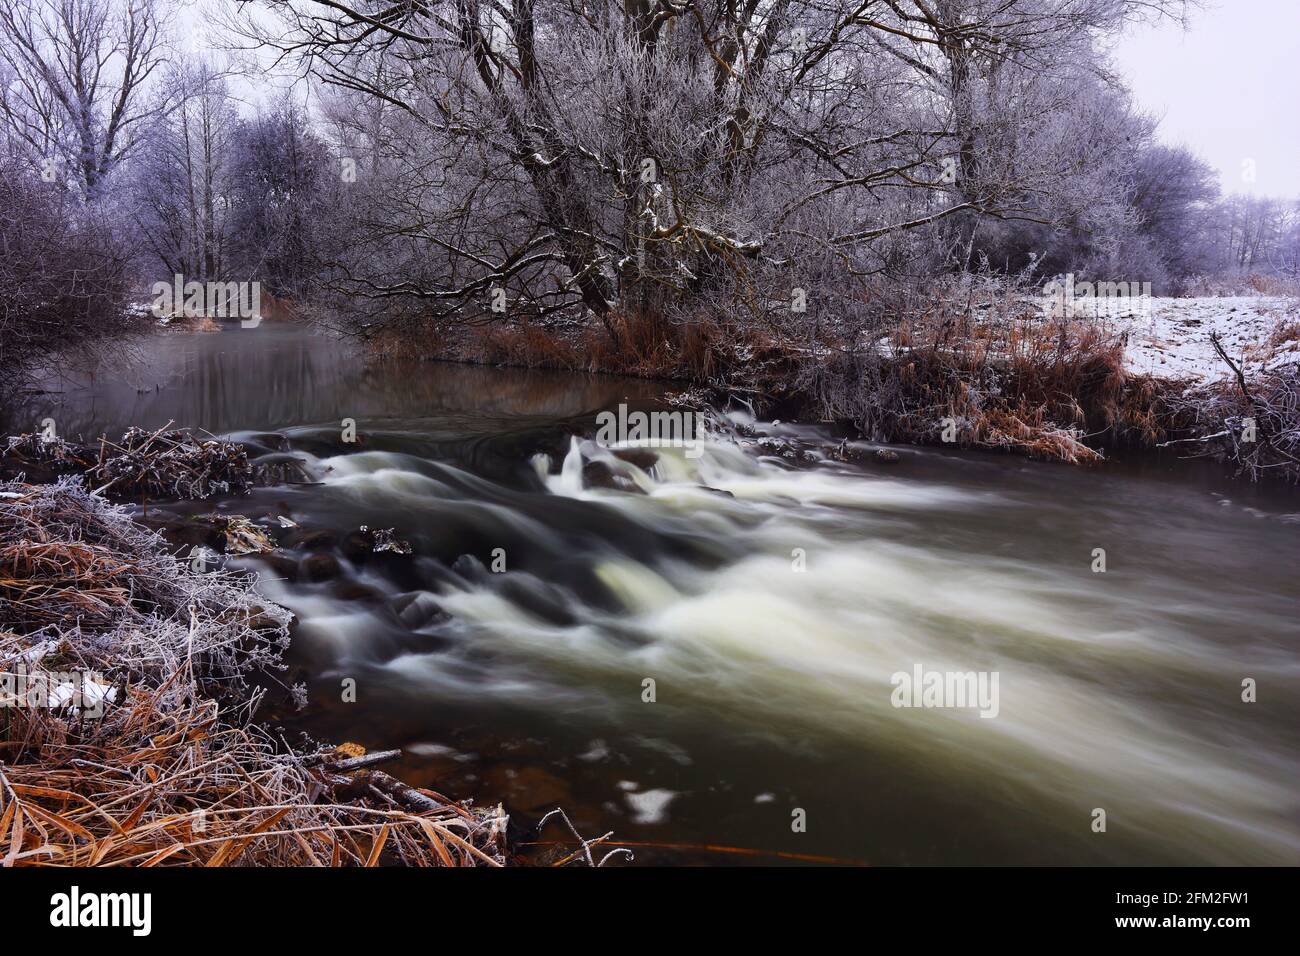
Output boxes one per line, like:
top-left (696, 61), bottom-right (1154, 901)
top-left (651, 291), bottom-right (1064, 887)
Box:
top-left (1247, 274), bottom-right (1300, 296)
top-left (0, 539), bottom-right (135, 630)
top-left (1266, 319), bottom-right (1300, 350)
top-left (0, 699), bottom-right (508, 866)
top-left (479, 320), bottom-right (583, 370)
top-left (1180, 274), bottom-right (1300, 297)
top-left (878, 303), bottom-right (1138, 461)
top-left (0, 480), bottom-right (508, 866)
top-left (1116, 372), bottom-right (1180, 447)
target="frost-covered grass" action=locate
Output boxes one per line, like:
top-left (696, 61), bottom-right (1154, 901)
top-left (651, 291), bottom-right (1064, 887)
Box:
top-left (0, 478), bottom-right (509, 866)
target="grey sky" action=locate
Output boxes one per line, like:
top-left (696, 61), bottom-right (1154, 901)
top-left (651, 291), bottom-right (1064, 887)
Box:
top-left (1114, 0), bottom-right (1300, 198)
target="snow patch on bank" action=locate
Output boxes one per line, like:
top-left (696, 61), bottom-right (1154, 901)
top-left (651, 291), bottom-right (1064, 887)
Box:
top-left (1116, 296), bottom-right (1300, 383)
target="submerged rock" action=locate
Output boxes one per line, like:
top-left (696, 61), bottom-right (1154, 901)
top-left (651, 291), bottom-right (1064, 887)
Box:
top-left (610, 447), bottom-right (659, 470)
top-left (294, 528), bottom-right (339, 551)
top-left (251, 452), bottom-right (313, 485)
top-left (199, 514), bottom-right (274, 554)
top-left (483, 764), bottom-right (572, 813)
top-left (360, 525), bottom-right (413, 554)
top-left (300, 552), bottom-right (341, 582)
top-left (582, 458), bottom-right (646, 494)
top-left (333, 580), bottom-right (384, 603)
top-left (582, 459), bottom-right (617, 487)
top-left (451, 553), bottom-right (488, 581)
top-left (154, 513), bottom-right (272, 554)
top-left (755, 436), bottom-right (815, 462)
top-left (340, 530), bottom-right (373, 562)
top-left (390, 591), bottom-right (450, 630)
top-left (258, 551), bottom-right (300, 582)
top-left (697, 485), bottom-right (735, 498)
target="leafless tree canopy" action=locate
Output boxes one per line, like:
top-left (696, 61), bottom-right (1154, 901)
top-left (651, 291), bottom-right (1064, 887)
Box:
top-left (0, 0), bottom-right (175, 198)
top-left (0, 159), bottom-right (132, 381)
top-left (220, 0), bottom-right (1191, 335)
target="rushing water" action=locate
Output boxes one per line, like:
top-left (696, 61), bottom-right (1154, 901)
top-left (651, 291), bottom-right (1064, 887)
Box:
top-left (6, 322), bottom-right (1299, 865)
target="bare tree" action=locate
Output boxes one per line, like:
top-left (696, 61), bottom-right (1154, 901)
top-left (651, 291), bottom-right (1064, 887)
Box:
top-left (129, 62), bottom-right (239, 281)
top-left (225, 95), bottom-right (332, 294)
top-left (0, 159), bottom-right (132, 391)
top-left (0, 0), bottom-right (176, 199)
top-left (219, 0), bottom-right (1193, 343)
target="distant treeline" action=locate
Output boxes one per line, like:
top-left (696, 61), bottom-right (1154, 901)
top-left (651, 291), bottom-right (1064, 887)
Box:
top-left (2, 0), bottom-right (1299, 380)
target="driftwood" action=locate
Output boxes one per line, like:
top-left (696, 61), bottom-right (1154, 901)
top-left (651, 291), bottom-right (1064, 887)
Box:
top-left (362, 772), bottom-right (446, 814)
top-left (537, 808), bottom-right (633, 867)
top-left (310, 748), bottom-right (473, 817)
top-left (322, 749), bottom-right (402, 774)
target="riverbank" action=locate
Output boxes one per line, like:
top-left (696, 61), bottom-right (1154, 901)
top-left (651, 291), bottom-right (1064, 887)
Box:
top-left (364, 289), bottom-right (1300, 481)
top-left (4, 324), bottom-right (1296, 865)
top-left (0, 468), bottom-right (510, 866)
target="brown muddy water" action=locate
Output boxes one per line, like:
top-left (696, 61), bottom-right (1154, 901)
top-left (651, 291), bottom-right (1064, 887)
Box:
top-left (5, 322), bottom-right (1299, 865)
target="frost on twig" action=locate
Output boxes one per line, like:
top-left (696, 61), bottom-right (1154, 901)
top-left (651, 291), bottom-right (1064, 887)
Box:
top-left (537, 807), bottom-right (633, 867)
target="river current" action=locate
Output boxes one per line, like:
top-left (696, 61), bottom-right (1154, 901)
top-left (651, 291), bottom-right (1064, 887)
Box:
top-left (6, 322), bottom-right (1297, 865)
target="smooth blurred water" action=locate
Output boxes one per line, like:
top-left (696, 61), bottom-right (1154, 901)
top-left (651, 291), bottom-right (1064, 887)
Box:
top-left (7, 322), bottom-right (1299, 865)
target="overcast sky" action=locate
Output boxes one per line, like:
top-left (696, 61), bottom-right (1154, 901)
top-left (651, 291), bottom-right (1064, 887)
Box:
top-left (1114, 0), bottom-right (1300, 198)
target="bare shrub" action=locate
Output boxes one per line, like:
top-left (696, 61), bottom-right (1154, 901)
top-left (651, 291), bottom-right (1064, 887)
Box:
top-left (0, 165), bottom-right (135, 394)
top-left (795, 278), bottom-right (1166, 462)
top-left (1163, 337), bottom-right (1300, 481)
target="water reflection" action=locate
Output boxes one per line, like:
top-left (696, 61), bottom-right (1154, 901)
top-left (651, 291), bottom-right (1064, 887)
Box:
top-left (3, 322), bottom-right (662, 440)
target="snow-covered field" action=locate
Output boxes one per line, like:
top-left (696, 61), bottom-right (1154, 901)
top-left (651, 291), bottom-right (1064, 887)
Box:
top-left (1113, 296), bottom-right (1300, 383)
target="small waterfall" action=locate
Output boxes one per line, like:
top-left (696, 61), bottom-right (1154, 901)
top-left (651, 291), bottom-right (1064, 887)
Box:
top-left (557, 436), bottom-right (585, 496)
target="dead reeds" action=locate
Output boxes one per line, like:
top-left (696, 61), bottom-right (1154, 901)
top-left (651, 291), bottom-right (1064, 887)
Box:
top-left (798, 290), bottom-right (1187, 464)
top-left (0, 479), bottom-right (508, 866)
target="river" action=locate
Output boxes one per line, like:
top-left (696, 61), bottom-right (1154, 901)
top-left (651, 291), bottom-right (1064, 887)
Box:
top-left (5, 321), bottom-right (1298, 865)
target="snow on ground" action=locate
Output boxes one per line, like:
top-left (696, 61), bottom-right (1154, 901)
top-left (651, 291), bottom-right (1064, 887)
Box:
top-left (1112, 296), bottom-right (1300, 383)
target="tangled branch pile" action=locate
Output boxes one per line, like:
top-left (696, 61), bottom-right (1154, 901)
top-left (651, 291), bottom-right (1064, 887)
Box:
top-left (1164, 344), bottom-right (1300, 481)
top-left (4, 426), bottom-right (255, 499)
top-left (0, 479), bottom-right (508, 866)
top-left (89, 427), bottom-right (255, 499)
